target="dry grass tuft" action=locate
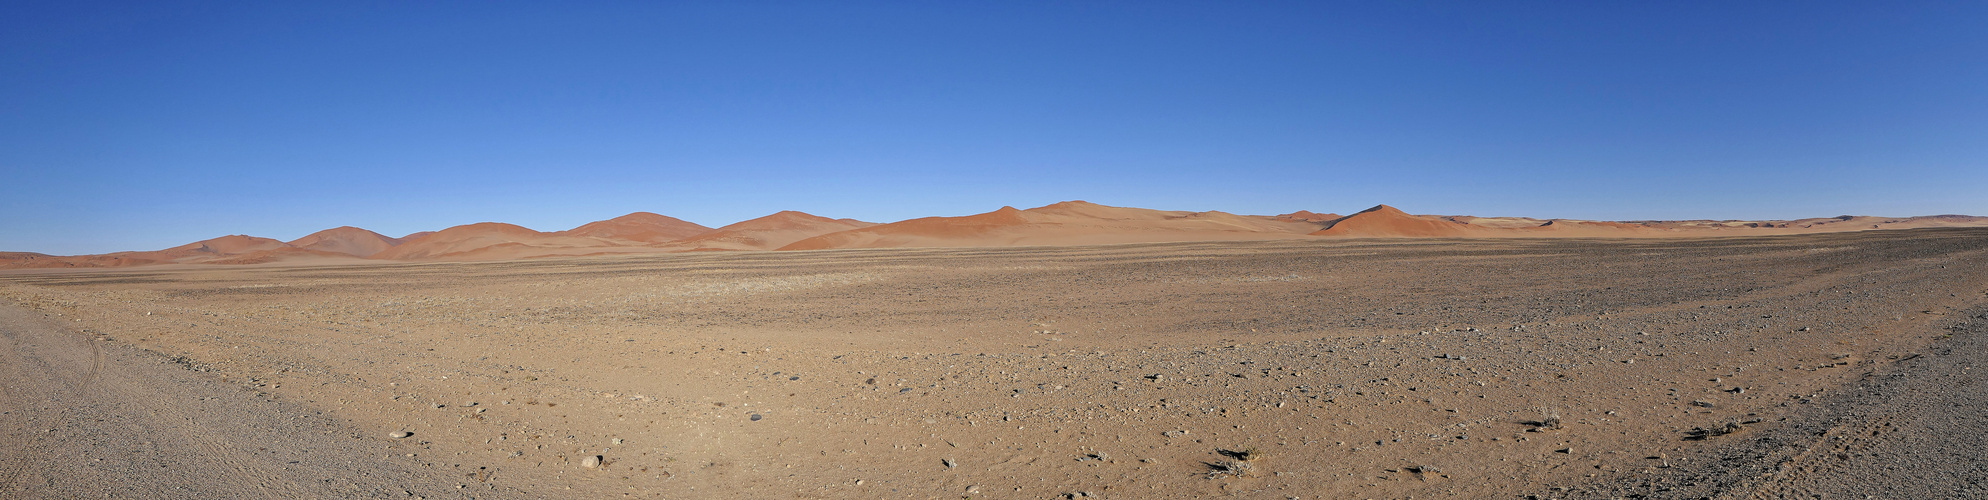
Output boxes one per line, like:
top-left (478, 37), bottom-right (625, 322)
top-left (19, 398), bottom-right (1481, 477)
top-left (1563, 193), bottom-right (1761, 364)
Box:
top-left (1204, 460), bottom-right (1257, 478)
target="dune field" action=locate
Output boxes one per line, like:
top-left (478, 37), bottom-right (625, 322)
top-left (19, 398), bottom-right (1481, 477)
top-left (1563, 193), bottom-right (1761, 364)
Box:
top-left (8, 201), bottom-right (1987, 270)
top-left (3, 228), bottom-right (1988, 498)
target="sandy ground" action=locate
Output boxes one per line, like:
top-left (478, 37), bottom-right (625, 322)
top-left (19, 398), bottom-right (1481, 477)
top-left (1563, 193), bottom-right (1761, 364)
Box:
top-left (2, 228), bottom-right (1986, 499)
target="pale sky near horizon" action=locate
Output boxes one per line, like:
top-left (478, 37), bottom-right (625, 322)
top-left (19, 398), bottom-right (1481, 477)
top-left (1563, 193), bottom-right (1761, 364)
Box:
top-left (4, 1), bottom-right (1985, 255)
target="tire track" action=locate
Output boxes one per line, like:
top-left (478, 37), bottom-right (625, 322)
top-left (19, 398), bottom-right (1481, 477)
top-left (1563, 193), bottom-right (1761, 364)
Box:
top-left (0, 306), bottom-right (93, 494)
top-left (0, 303), bottom-right (473, 498)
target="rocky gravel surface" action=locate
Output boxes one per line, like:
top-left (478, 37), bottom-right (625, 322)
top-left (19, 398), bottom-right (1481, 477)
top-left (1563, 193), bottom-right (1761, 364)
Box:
top-left (2, 228), bottom-right (1985, 498)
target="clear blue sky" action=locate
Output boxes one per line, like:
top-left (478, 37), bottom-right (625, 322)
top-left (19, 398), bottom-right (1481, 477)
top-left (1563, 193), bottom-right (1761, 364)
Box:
top-left (4, 1), bottom-right (1984, 255)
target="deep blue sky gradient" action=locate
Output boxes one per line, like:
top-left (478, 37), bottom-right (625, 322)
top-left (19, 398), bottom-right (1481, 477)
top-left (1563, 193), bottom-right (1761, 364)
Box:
top-left (4, 1), bottom-right (1985, 254)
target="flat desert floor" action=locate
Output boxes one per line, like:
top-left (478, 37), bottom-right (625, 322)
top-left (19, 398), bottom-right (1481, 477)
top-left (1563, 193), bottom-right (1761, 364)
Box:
top-left (4, 229), bottom-right (1987, 499)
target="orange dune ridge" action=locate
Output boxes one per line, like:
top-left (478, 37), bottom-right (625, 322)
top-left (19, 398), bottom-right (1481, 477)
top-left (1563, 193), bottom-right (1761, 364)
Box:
top-left (665, 211), bottom-right (876, 251)
top-left (366, 222), bottom-right (641, 261)
top-left (5, 202), bottom-right (1987, 269)
top-left (556, 212), bottom-right (713, 243)
top-left (778, 201), bottom-right (1322, 250)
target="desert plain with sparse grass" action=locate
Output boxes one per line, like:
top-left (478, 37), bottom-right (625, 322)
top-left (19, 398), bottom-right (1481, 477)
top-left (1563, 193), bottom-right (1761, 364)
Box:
top-left (5, 228), bottom-right (1988, 499)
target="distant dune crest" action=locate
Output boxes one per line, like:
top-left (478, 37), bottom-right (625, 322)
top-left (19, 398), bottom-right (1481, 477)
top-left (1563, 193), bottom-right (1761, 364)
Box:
top-left (7, 202), bottom-right (1986, 268)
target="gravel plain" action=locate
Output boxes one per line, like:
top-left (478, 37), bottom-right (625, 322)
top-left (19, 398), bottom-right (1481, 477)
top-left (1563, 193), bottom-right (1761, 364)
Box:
top-left (3, 228), bottom-right (1986, 498)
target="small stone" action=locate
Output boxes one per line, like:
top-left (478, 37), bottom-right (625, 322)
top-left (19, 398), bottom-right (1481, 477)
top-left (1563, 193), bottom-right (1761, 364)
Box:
top-left (965, 485), bottom-right (980, 494)
top-left (581, 455), bottom-right (602, 469)
top-left (611, 438), bottom-right (623, 445)
top-left (943, 458), bottom-right (957, 468)
top-left (389, 431), bottom-right (412, 439)
top-left (750, 414), bottom-right (763, 421)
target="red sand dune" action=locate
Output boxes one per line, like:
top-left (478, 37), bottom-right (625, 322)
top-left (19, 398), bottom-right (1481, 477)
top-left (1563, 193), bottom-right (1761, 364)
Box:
top-left (163, 235), bottom-right (291, 257)
top-left (1313, 205), bottom-right (1493, 238)
top-left (396, 231), bottom-right (437, 244)
top-left (3, 235), bottom-right (292, 269)
top-left (109, 235), bottom-right (294, 264)
top-left (1275, 210), bottom-right (1343, 223)
top-left (203, 247), bottom-right (367, 266)
top-left (288, 226), bottom-right (401, 257)
top-left (557, 212), bottom-right (713, 244)
top-left (370, 223), bottom-right (588, 261)
top-left (667, 211), bottom-right (876, 251)
top-left (0, 252), bottom-right (64, 270)
top-left (778, 201), bottom-right (1322, 251)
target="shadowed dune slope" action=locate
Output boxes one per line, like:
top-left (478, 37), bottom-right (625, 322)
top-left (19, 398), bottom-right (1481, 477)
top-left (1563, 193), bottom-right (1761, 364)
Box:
top-left (288, 226), bottom-right (401, 257)
top-left (1275, 210), bottom-right (1343, 223)
top-left (1313, 205), bottom-right (1491, 237)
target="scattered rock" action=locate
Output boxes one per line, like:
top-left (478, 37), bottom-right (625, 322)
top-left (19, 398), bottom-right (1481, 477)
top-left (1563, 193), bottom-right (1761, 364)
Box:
top-left (1685, 423), bottom-right (1742, 441)
top-left (750, 413), bottom-right (763, 421)
top-left (942, 458), bottom-right (956, 468)
top-left (581, 455), bottom-right (602, 468)
top-left (388, 431), bottom-right (412, 439)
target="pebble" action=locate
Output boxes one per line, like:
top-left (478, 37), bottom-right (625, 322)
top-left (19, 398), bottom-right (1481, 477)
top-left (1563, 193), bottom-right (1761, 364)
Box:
top-left (943, 458), bottom-right (957, 468)
top-left (581, 455), bottom-right (602, 468)
top-left (389, 431), bottom-right (412, 439)
top-left (750, 414), bottom-right (763, 421)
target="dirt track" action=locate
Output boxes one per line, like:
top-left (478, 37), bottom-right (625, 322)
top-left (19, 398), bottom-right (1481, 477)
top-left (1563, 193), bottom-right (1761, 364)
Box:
top-left (3, 229), bottom-right (1987, 498)
top-left (0, 301), bottom-right (477, 498)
